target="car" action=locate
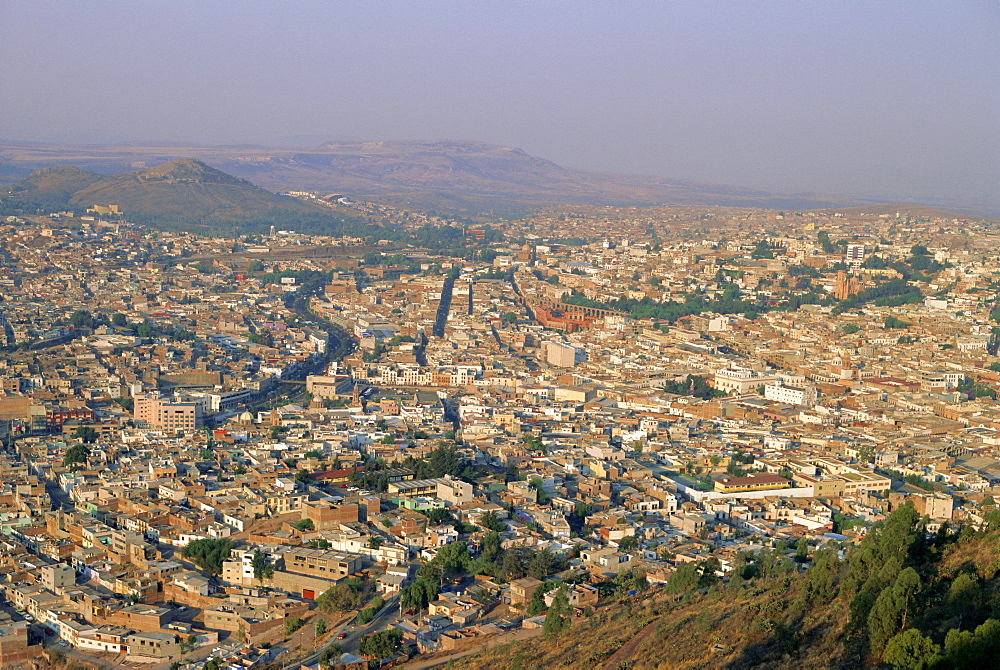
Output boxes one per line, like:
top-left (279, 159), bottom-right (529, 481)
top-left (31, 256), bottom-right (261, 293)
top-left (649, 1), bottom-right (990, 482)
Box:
top-left (336, 633), bottom-right (347, 639)
top-left (57, 641), bottom-right (68, 647)
top-left (24, 615), bottom-right (34, 622)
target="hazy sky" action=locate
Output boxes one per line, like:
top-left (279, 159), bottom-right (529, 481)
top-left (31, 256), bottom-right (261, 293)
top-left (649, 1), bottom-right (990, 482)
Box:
top-left (2, 1), bottom-right (998, 210)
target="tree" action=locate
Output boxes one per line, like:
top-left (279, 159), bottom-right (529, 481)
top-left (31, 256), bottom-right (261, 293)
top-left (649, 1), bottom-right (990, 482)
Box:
top-left (478, 510), bottom-right (505, 532)
top-left (368, 536), bottom-right (382, 550)
top-left (318, 642), bottom-right (343, 665)
top-left (63, 444), bottom-right (91, 466)
top-left (284, 617), bottom-right (304, 635)
top-left (868, 585), bottom-right (906, 654)
top-left (543, 585), bottom-right (571, 636)
top-left (502, 311), bottom-right (518, 324)
top-left (182, 538), bottom-right (233, 576)
top-left (111, 312), bottom-right (128, 327)
top-left (884, 629), bottom-right (941, 669)
top-left (358, 629), bottom-right (403, 661)
top-left (295, 469), bottom-right (312, 485)
top-left (69, 309), bottom-right (95, 329)
top-left (251, 549), bottom-right (273, 582)
top-left (665, 561), bottom-right (701, 595)
top-left (73, 426), bottom-right (97, 444)
top-left (526, 548), bottom-right (556, 580)
top-left (481, 530), bottom-right (501, 562)
top-left (617, 535), bottom-right (639, 552)
top-left (317, 580), bottom-right (364, 613)
top-left (294, 518), bottom-right (315, 532)
top-left (795, 537), bottom-right (810, 563)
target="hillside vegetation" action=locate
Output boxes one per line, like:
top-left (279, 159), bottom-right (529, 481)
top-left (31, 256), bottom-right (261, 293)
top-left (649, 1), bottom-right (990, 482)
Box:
top-left (447, 504), bottom-right (1000, 669)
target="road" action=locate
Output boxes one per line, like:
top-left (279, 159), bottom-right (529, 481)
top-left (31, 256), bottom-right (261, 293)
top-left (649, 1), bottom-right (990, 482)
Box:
top-left (292, 594), bottom-right (400, 667)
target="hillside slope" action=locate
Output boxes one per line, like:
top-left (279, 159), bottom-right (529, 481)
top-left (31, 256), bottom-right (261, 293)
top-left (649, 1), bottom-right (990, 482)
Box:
top-left (3, 158), bottom-right (354, 234)
top-left (445, 505), bottom-right (1000, 669)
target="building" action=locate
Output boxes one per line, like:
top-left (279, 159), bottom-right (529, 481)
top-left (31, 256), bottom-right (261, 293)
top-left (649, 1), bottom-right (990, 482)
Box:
top-left (279, 546), bottom-right (363, 581)
top-left (714, 474), bottom-right (790, 494)
top-left (845, 244), bottom-right (866, 266)
top-left (764, 382), bottom-right (817, 407)
top-left (714, 367), bottom-right (776, 394)
top-left (134, 395), bottom-right (203, 430)
top-left (544, 341), bottom-right (586, 367)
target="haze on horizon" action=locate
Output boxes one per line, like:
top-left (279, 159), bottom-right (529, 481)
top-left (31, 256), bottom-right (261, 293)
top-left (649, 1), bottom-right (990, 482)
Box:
top-left (2, 1), bottom-right (997, 213)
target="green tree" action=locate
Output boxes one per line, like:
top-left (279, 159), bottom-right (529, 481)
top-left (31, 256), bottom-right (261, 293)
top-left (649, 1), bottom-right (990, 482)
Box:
top-left (358, 629), bottom-right (403, 661)
top-left (294, 518), bottom-right (315, 532)
top-left (478, 510), bottom-right (505, 532)
top-left (316, 580), bottom-right (364, 613)
top-left (943, 618), bottom-right (1000, 669)
top-left (73, 426), bottom-right (97, 444)
top-left (884, 629), bottom-right (941, 669)
top-left (795, 537), bottom-right (810, 563)
top-left (284, 617), bottom-right (304, 635)
top-left (251, 549), bottom-right (273, 582)
top-left (481, 530), bottom-right (502, 563)
top-left (618, 535), bottom-right (639, 552)
top-left (69, 309), bottom-right (95, 329)
top-left (665, 561), bottom-right (701, 595)
top-left (543, 585), bottom-right (571, 636)
top-left (182, 538), bottom-right (233, 576)
top-left (318, 642), bottom-right (343, 665)
top-left (63, 444), bottom-right (91, 466)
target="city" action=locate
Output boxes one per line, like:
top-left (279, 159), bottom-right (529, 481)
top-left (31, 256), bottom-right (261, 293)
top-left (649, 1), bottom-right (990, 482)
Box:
top-left (1, 200), bottom-right (999, 668)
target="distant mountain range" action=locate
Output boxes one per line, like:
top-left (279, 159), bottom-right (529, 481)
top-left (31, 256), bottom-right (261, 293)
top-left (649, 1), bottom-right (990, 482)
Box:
top-left (0, 140), bottom-right (871, 215)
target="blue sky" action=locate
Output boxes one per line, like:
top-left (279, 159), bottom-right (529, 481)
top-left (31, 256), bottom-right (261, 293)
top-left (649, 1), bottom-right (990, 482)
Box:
top-left (2, 1), bottom-right (997, 211)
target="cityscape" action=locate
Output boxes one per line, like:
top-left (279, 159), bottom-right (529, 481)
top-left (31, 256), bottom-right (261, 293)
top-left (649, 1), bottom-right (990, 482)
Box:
top-left (0, 198), bottom-right (998, 668)
top-left (1, 2), bottom-right (997, 669)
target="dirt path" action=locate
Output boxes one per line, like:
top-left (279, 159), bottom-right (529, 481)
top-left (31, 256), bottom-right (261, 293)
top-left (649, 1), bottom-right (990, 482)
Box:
top-left (601, 619), bottom-right (659, 670)
top-left (402, 627), bottom-right (542, 669)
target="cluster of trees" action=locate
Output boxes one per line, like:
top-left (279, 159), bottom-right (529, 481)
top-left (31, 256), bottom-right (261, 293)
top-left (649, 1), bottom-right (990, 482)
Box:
top-left (358, 629), bottom-right (404, 662)
top-left (181, 538), bottom-right (233, 575)
top-left (662, 374), bottom-right (725, 400)
top-left (63, 444), bottom-right (91, 467)
top-left (316, 576), bottom-right (373, 613)
top-left (399, 576), bottom-right (441, 613)
top-left (832, 278), bottom-right (923, 315)
top-left (350, 446), bottom-right (474, 492)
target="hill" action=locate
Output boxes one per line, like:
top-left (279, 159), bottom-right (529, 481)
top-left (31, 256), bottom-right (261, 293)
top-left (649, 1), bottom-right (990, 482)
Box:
top-left (443, 505), bottom-right (1000, 669)
top-left (3, 158), bottom-right (359, 234)
top-left (0, 140), bottom-right (870, 215)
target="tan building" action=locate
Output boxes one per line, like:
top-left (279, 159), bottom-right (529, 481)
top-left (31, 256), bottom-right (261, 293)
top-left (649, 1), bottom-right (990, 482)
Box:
top-left (134, 395), bottom-right (203, 430)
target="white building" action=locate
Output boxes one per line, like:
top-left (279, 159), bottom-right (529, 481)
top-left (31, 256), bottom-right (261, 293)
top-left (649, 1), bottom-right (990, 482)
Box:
top-left (764, 382), bottom-right (818, 407)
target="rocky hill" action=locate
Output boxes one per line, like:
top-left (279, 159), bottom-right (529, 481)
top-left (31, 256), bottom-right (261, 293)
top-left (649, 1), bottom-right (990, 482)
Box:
top-left (3, 158), bottom-right (352, 234)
